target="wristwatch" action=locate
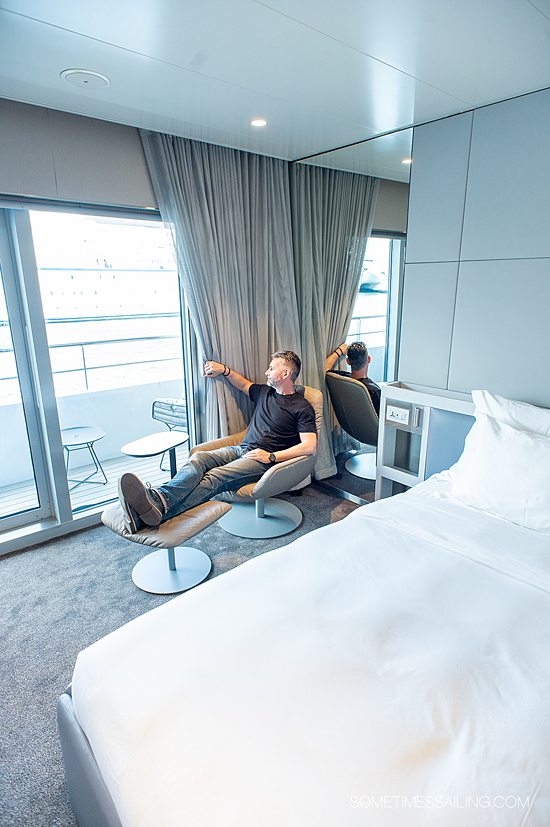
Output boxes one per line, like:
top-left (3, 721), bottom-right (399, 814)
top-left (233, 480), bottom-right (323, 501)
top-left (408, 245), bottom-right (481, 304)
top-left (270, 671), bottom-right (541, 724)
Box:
top-left (268, 452), bottom-right (276, 464)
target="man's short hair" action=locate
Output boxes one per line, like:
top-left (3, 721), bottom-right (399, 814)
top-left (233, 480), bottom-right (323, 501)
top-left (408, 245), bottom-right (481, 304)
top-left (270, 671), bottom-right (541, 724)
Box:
top-left (347, 341), bottom-right (369, 370)
top-left (273, 350), bottom-right (301, 381)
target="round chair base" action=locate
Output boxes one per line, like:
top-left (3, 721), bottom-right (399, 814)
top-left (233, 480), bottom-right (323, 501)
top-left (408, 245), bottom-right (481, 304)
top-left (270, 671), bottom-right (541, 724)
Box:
top-left (345, 450), bottom-right (377, 480)
top-left (219, 497), bottom-right (303, 539)
top-left (132, 546), bottom-right (211, 595)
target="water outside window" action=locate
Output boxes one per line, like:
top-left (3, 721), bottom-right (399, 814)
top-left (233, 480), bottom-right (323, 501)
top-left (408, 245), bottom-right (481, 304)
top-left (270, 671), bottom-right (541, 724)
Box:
top-left (26, 211), bottom-right (188, 513)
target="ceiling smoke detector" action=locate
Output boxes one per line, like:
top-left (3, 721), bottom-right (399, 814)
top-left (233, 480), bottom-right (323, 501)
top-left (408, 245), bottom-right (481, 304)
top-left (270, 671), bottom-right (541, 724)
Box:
top-left (60, 69), bottom-right (111, 89)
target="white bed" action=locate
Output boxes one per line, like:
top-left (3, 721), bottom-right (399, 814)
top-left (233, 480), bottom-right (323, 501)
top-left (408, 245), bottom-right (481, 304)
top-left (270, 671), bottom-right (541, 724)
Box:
top-left (68, 469), bottom-right (550, 827)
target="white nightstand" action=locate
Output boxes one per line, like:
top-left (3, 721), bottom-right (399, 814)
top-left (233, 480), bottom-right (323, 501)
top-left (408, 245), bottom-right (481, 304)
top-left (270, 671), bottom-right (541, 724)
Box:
top-left (375, 382), bottom-right (475, 500)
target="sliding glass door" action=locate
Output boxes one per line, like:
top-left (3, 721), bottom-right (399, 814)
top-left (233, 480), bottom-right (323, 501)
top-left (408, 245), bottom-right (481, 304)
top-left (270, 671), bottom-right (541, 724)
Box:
top-left (27, 210), bottom-right (187, 513)
top-left (0, 204), bottom-right (192, 546)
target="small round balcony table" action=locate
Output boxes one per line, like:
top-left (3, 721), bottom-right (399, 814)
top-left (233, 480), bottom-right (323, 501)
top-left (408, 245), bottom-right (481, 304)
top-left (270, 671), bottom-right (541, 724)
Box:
top-left (61, 426), bottom-right (108, 491)
top-left (121, 431), bottom-right (190, 479)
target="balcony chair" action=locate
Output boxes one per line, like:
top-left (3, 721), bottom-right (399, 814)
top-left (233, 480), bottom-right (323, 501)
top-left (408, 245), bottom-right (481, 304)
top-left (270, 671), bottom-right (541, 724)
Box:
top-left (325, 371), bottom-right (379, 479)
top-left (192, 385), bottom-right (323, 540)
top-left (101, 499), bottom-right (231, 595)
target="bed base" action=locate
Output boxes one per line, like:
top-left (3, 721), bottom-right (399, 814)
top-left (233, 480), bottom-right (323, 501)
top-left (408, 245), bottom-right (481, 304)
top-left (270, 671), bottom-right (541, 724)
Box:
top-left (56, 688), bottom-right (123, 827)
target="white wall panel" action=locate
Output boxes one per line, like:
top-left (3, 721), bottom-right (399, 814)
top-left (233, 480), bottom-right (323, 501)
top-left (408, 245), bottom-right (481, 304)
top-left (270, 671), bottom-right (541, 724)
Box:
top-left (405, 113), bottom-right (472, 263)
top-left (448, 259), bottom-right (550, 405)
top-left (461, 89), bottom-right (550, 260)
top-left (398, 262), bottom-right (458, 388)
top-left (402, 88), bottom-right (550, 404)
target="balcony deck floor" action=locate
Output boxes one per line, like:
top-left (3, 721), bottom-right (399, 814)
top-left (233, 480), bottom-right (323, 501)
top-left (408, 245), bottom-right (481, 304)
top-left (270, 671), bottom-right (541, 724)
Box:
top-left (0, 444), bottom-right (190, 520)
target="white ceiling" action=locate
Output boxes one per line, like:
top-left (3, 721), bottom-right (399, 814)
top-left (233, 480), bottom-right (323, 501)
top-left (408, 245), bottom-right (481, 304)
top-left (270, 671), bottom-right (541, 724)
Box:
top-left (0, 0), bottom-right (549, 181)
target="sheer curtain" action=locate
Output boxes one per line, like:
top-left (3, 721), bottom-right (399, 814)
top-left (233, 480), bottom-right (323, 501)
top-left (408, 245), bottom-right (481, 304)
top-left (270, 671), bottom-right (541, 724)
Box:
top-left (291, 163), bottom-right (379, 478)
top-left (141, 132), bottom-right (300, 439)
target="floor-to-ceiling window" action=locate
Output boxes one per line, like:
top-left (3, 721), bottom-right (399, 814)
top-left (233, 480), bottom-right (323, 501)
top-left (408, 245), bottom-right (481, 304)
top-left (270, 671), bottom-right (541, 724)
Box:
top-left (0, 216), bottom-right (49, 528)
top-left (0, 205), bottom-right (193, 542)
top-left (347, 233), bottom-right (404, 383)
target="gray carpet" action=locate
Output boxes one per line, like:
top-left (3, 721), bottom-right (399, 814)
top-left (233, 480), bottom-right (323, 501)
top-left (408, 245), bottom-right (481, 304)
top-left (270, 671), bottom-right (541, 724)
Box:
top-left (0, 486), bottom-right (357, 827)
top-left (318, 450), bottom-right (377, 503)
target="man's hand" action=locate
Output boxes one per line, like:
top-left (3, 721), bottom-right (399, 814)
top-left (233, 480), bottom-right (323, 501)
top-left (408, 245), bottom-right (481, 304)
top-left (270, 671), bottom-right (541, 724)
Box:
top-left (325, 342), bottom-right (348, 373)
top-left (245, 433), bottom-right (316, 466)
top-left (203, 360), bottom-right (225, 378)
top-left (203, 361), bottom-right (252, 394)
top-left (244, 448), bottom-right (272, 463)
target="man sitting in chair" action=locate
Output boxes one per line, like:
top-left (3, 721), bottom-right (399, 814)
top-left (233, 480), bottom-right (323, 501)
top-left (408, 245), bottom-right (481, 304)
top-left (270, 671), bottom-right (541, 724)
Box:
top-left (325, 341), bottom-right (381, 416)
top-left (118, 351), bottom-right (317, 533)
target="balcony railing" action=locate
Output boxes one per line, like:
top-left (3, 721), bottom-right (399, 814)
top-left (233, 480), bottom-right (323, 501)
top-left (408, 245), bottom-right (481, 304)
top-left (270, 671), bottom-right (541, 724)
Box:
top-left (347, 311), bottom-right (386, 346)
top-left (0, 313), bottom-right (183, 402)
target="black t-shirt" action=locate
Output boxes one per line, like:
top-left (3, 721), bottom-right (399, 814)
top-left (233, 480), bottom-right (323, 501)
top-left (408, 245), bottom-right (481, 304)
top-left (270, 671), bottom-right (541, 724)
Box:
top-left (330, 370), bottom-right (381, 416)
top-left (241, 384), bottom-right (316, 453)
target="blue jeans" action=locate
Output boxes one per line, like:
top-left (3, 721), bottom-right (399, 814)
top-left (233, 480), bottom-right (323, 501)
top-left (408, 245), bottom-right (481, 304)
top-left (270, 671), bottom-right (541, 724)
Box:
top-left (157, 445), bottom-right (269, 521)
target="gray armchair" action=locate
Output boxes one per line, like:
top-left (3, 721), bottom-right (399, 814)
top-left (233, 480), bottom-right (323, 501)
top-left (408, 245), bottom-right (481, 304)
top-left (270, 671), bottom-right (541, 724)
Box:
top-left (325, 371), bottom-right (379, 479)
top-left (191, 385), bottom-right (323, 539)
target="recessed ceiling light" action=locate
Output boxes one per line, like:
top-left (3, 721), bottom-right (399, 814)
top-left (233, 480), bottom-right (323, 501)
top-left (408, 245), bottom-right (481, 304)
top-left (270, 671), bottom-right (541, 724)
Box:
top-left (60, 68), bottom-right (111, 90)
top-left (401, 157), bottom-right (412, 164)
top-left (250, 118), bottom-right (267, 128)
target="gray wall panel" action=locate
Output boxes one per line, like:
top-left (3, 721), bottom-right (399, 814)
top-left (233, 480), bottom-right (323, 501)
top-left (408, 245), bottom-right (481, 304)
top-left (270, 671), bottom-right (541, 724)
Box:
top-left (405, 113), bottom-right (472, 264)
top-left (51, 111), bottom-right (156, 208)
top-left (398, 262), bottom-right (458, 388)
top-left (373, 179), bottom-right (409, 233)
top-left (0, 100), bottom-right (57, 198)
top-left (0, 99), bottom-right (157, 209)
top-left (461, 89), bottom-right (550, 260)
top-left (448, 259), bottom-right (550, 405)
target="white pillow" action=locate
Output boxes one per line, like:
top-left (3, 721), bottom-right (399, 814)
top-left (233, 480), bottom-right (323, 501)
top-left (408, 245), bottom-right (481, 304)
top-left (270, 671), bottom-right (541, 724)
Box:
top-left (472, 389), bottom-right (550, 438)
top-left (449, 412), bottom-right (550, 533)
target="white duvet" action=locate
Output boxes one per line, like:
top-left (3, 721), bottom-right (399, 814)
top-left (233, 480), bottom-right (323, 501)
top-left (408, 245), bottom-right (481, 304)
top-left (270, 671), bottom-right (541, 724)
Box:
top-left (72, 476), bottom-right (550, 826)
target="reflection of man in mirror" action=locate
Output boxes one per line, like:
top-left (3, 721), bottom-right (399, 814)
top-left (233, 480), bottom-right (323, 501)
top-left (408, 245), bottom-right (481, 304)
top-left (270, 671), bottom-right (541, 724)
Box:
top-left (325, 341), bottom-right (381, 416)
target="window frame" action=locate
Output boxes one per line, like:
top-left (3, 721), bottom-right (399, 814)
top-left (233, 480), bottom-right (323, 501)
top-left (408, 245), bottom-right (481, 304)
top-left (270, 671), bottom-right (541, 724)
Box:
top-left (348, 229), bottom-right (405, 384)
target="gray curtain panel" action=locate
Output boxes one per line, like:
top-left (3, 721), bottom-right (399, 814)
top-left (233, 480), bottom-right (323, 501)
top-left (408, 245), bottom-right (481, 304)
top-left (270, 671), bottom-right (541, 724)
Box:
top-left (291, 164), bottom-right (379, 478)
top-left (140, 132), bottom-right (300, 439)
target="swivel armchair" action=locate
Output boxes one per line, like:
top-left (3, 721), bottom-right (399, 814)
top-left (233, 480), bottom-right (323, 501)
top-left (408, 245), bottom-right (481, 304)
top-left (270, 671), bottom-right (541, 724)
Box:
top-left (191, 385), bottom-right (323, 539)
top-left (325, 371), bottom-right (379, 479)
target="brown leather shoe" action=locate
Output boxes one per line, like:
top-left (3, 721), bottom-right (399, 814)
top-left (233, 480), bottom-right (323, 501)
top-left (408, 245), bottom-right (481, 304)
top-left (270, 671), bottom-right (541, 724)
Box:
top-left (119, 473), bottom-right (165, 526)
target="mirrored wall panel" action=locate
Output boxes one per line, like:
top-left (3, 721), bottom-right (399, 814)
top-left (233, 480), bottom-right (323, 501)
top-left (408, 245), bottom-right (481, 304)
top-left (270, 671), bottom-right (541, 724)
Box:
top-left (300, 128), bottom-right (412, 505)
top-left (300, 128), bottom-right (412, 182)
